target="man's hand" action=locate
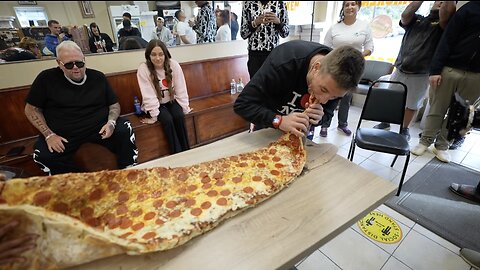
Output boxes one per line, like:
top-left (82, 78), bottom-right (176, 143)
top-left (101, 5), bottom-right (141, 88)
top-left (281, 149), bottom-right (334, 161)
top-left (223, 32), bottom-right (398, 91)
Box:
top-left (429, 75), bottom-right (442, 90)
top-left (304, 103), bottom-right (324, 125)
top-left (0, 220), bottom-right (38, 266)
top-left (263, 12), bottom-right (280, 24)
top-left (46, 134), bottom-right (68, 153)
top-left (99, 122), bottom-right (115, 139)
top-left (279, 113), bottom-right (310, 137)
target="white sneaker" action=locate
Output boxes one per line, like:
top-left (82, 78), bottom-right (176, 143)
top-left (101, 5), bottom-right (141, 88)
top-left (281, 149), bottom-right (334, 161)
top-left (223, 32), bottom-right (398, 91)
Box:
top-left (411, 144), bottom-right (428, 156)
top-left (433, 147), bottom-right (451, 163)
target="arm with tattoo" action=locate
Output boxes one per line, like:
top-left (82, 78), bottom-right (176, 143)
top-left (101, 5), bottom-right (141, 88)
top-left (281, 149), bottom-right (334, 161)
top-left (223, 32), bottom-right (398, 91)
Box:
top-left (108, 102), bottom-right (121, 122)
top-left (24, 103), bottom-right (54, 138)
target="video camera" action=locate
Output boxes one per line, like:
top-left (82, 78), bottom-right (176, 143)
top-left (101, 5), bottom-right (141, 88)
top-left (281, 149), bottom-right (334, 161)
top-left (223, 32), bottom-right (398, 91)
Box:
top-left (446, 93), bottom-right (480, 140)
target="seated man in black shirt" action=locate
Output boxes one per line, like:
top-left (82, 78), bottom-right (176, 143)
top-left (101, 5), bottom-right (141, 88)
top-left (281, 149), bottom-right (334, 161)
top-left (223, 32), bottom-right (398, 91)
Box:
top-left (234, 40), bottom-right (364, 138)
top-left (24, 41), bottom-right (138, 175)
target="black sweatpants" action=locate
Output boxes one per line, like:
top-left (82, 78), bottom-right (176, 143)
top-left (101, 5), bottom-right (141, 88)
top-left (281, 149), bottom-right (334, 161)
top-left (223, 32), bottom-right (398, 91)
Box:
top-left (247, 50), bottom-right (271, 79)
top-left (157, 101), bottom-right (190, 154)
top-left (33, 117), bottom-right (138, 175)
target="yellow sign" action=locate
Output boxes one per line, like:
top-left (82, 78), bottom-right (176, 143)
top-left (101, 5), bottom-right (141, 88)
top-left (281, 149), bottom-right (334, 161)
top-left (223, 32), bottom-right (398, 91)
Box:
top-left (357, 211), bottom-right (402, 244)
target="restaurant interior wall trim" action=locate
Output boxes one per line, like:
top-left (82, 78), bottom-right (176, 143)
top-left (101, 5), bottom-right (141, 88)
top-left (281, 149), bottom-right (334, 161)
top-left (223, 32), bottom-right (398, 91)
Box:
top-left (0, 39), bottom-right (248, 89)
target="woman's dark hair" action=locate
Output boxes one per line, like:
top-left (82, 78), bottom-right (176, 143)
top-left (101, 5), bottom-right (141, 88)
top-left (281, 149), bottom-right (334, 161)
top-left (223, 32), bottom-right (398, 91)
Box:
top-left (218, 10), bottom-right (230, 26)
top-left (122, 38), bottom-right (142, 50)
top-left (144, 39), bottom-right (174, 99)
top-left (338, 1), bottom-right (362, 23)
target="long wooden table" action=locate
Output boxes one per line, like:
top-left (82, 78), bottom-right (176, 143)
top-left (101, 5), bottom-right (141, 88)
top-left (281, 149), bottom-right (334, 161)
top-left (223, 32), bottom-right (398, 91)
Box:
top-left (73, 129), bottom-right (396, 270)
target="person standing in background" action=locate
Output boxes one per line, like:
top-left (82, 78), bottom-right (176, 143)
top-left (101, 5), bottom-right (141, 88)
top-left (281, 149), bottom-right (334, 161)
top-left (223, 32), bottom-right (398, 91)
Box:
top-left (231, 12), bottom-right (239, 40)
top-left (116, 12), bottom-right (138, 32)
top-left (241, 1), bottom-right (289, 79)
top-left (190, 1), bottom-right (216, 43)
top-left (137, 40), bottom-right (191, 154)
top-left (372, 1), bottom-right (456, 141)
top-left (174, 10), bottom-right (197, 45)
top-left (44, 20), bottom-right (71, 56)
top-left (216, 10), bottom-right (232, 42)
top-left (151, 17), bottom-right (174, 46)
top-left (88, 22), bottom-right (114, 53)
top-left (319, 1), bottom-right (373, 137)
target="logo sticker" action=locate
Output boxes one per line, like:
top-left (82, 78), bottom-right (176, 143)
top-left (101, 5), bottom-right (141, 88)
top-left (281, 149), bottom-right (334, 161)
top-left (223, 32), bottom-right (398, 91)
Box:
top-left (357, 211), bottom-right (402, 244)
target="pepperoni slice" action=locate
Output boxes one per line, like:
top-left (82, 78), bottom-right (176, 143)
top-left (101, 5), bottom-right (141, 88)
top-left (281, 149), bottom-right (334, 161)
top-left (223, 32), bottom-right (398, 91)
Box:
top-left (201, 201), bottom-right (212, 209)
top-left (177, 187), bottom-right (187, 194)
top-left (177, 172), bottom-right (188, 181)
top-left (131, 209), bottom-right (143, 217)
top-left (185, 198), bottom-right (196, 207)
top-left (202, 183), bottom-right (212, 189)
top-left (127, 171), bottom-right (138, 181)
top-left (199, 172), bottom-right (208, 178)
top-left (0, 198), bottom-right (6, 204)
top-left (221, 163), bottom-right (229, 168)
top-left (252, 176), bottom-right (262, 182)
top-left (238, 162), bottom-right (248, 167)
top-left (102, 213), bottom-right (115, 223)
top-left (144, 212), bottom-right (156, 220)
top-left (80, 207), bottom-right (94, 219)
top-left (136, 193), bottom-right (147, 202)
top-left (142, 232), bottom-right (157, 240)
top-left (117, 191), bottom-right (129, 203)
top-left (153, 200), bottom-right (164, 208)
top-left (116, 204), bottom-right (128, 215)
top-left (159, 168), bottom-right (170, 178)
top-left (107, 217), bottom-right (122, 229)
top-left (187, 184), bottom-right (197, 192)
top-left (108, 182), bottom-right (121, 192)
top-left (270, 170), bottom-right (280, 176)
top-left (207, 190), bottom-right (218, 197)
top-left (257, 163), bottom-right (266, 168)
top-left (269, 149), bottom-right (277, 155)
top-left (229, 156), bottom-right (238, 161)
top-left (261, 155), bottom-right (269, 160)
top-left (220, 189), bottom-right (231, 196)
top-left (169, 209), bottom-right (181, 218)
top-left (86, 217), bottom-right (101, 228)
top-left (215, 180), bottom-right (225, 186)
top-left (131, 222), bottom-right (145, 231)
top-left (251, 156), bottom-right (260, 161)
top-left (120, 232), bottom-right (132, 239)
top-left (216, 198), bottom-right (228, 206)
top-left (155, 219), bottom-right (165, 225)
top-left (33, 191), bottom-right (52, 206)
top-left (272, 156), bottom-right (281, 162)
top-left (232, 177), bottom-right (242, 183)
top-left (89, 188), bottom-right (103, 201)
top-left (275, 163), bottom-right (284, 169)
top-left (52, 202), bottom-right (69, 214)
top-left (190, 208), bottom-right (202, 216)
top-left (166, 201), bottom-right (177, 209)
top-left (213, 172), bottom-right (223, 179)
top-left (201, 176), bottom-right (211, 183)
top-left (264, 179), bottom-right (274, 187)
top-left (120, 217), bottom-right (133, 229)
top-left (243, 187), bottom-right (254, 193)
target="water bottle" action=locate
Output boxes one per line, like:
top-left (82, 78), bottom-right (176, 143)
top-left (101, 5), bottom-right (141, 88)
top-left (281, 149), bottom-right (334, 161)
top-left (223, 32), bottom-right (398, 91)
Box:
top-left (230, 79), bottom-right (236, 95)
top-left (236, 78), bottom-right (244, 93)
top-left (133, 96), bottom-right (142, 115)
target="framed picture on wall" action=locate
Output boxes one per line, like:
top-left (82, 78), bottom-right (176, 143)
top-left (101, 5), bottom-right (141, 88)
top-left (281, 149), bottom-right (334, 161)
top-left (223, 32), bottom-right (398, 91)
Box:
top-left (79, 1), bottom-right (95, 18)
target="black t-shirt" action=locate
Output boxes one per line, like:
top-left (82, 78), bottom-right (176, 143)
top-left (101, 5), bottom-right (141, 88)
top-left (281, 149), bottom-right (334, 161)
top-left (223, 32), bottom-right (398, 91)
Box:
top-left (26, 67), bottom-right (118, 139)
top-left (234, 40), bottom-right (332, 128)
top-left (394, 14), bottom-right (443, 74)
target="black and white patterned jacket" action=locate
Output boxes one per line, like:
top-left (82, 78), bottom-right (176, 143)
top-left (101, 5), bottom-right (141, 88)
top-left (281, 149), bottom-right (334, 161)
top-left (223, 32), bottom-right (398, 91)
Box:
top-left (193, 3), bottom-right (217, 43)
top-left (241, 1), bottom-right (289, 52)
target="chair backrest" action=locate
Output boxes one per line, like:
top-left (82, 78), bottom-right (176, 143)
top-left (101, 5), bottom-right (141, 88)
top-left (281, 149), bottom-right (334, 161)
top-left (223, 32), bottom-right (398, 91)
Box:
top-left (357, 80), bottom-right (408, 129)
top-left (359, 60), bottom-right (394, 84)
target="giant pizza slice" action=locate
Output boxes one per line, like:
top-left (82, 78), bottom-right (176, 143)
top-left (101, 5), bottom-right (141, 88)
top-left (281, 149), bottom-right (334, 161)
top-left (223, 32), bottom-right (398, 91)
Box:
top-left (0, 132), bottom-right (307, 270)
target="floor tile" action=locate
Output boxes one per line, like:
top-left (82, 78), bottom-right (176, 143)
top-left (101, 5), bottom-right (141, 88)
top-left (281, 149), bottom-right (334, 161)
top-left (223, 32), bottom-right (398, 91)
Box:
top-left (381, 256), bottom-right (412, 270)
top-left (412, 223), bottom-right (460, 255)
top-left (358, 159), bottom-right (400, 181)
top-left (320, 228), bottom-right (390, 270)
top-left (296, 250), bottom-right (341, 270)
top-left (393, 230), bottom-right (471, 270)
top-left (460, 152), bottom-right (480, 171)
top-left (376, 204), bottom-right (415, 228)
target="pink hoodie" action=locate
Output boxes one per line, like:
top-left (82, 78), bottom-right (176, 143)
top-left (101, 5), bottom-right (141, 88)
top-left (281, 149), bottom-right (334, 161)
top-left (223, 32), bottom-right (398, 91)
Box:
top-left (136, 59), bottom-right (191, 118)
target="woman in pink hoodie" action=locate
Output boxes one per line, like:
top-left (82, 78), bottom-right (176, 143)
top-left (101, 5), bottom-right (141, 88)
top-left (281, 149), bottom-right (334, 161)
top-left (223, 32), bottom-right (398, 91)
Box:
top-left (137, 39), bottom-right (191, 153)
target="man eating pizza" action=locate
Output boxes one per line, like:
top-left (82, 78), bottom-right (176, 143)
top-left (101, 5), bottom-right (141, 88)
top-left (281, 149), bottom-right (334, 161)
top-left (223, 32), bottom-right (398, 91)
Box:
top-left (234, 40), bottom-right (365, 137)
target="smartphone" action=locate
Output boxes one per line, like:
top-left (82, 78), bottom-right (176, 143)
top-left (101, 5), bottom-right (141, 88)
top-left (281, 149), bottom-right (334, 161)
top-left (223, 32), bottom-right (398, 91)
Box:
top-left (6, 146), bottom-right (25, 157)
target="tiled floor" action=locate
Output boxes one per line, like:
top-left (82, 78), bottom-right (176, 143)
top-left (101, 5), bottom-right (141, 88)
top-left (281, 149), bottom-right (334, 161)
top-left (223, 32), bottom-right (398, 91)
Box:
top-left (294, 105), bottom-right (480, 270)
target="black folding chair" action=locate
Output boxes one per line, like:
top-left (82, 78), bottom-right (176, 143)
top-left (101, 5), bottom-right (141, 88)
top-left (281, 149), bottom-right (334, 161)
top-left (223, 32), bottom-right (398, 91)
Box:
top-left (348, 80), bottom-right (409, 196)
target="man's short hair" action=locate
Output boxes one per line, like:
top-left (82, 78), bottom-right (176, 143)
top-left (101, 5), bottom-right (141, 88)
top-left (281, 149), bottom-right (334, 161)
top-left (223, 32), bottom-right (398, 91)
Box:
top-left (157, 17), bottom-right (165, 22)
top-left (48, 20), bottom-right (59, 27)
top-left (56, 40), bottom-right (83, 59)
top-left (123, 19), bottom-right (132, 29)
top-left (123, 12), bottom-right (132, 19)
top-left (319, 46), bottom-right (365, 91)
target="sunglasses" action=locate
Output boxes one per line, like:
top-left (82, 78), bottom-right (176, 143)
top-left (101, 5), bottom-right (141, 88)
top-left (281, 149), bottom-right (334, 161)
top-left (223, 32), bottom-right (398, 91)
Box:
top-left (60, 61), bottom-right (85, 69)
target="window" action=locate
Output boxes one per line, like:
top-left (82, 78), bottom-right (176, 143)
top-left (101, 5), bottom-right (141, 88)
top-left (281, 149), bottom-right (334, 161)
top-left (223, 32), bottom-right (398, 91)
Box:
top-left (14, 6), bottom-right (48, 28)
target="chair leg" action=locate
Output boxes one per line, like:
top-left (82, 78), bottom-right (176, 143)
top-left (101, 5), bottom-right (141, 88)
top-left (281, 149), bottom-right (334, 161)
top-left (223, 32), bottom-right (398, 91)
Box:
top-left (348, 137), bottom-right (355, 161)
top-left (391, 155), bottom-right (398, 167)
top-left (396, 153), bottom-right (410, 196)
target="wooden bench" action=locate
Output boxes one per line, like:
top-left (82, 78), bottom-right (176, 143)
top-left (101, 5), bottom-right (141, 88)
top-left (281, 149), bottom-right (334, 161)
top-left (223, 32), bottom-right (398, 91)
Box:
top-left (0, 55), bottom-right (250, 176)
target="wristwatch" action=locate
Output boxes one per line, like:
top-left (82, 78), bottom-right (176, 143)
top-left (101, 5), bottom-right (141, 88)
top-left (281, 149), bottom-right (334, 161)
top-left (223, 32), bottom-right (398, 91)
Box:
top-left (272, 115), bottom-right (282, 129)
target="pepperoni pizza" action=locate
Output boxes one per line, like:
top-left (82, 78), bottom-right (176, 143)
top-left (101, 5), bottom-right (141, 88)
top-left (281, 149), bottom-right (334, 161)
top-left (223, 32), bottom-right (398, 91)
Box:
top-left (0, 132), bottom-right (306, 269)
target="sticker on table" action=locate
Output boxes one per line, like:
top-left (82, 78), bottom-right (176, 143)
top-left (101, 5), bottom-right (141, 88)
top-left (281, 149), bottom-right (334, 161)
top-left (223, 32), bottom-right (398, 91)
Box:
top-left (357, 211), bottom-right (402, 244)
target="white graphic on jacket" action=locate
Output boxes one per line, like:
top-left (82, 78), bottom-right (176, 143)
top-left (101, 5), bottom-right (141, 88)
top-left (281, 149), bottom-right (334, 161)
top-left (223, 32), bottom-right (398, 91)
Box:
top-left (278, 91), bottom-right (305, 115)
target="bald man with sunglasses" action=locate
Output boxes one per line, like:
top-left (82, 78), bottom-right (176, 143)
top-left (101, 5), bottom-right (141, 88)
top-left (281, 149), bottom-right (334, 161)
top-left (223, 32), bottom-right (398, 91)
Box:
top-left (24, 41), bottom-right (138, 175)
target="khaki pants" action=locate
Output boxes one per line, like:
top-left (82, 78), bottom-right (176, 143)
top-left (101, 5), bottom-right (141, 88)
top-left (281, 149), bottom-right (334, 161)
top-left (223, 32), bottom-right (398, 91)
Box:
top-left (420, 67), bottom-right (480, 150)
